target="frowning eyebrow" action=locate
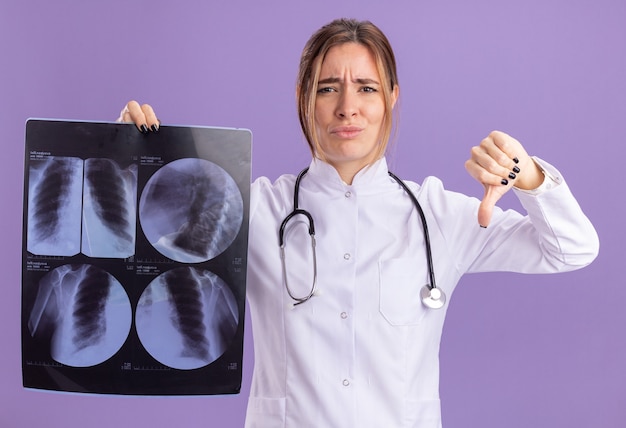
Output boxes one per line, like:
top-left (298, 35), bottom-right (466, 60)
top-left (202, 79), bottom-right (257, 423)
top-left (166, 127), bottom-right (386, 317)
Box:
top-left (318, 77), bottom-right (380, 85)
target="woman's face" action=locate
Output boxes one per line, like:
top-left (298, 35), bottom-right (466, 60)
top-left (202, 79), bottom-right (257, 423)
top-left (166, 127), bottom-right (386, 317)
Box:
top-left (314, 42), bottom-right (396, 181)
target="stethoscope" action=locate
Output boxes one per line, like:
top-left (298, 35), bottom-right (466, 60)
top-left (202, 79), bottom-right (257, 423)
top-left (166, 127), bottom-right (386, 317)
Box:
top-left (278, 167), bottom-right (447, 309)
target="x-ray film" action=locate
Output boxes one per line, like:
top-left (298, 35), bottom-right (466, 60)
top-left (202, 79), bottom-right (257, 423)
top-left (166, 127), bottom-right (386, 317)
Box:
top-left (21, 119), bottom-right (252, 395)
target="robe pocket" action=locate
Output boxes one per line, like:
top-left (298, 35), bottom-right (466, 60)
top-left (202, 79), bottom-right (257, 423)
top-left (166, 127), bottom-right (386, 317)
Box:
top-left (405, 398), bottom-right (442, 427)
top-left (379, 258), bottom-right (428, 326)
top-left (245, 396), bottom-right (286, 428)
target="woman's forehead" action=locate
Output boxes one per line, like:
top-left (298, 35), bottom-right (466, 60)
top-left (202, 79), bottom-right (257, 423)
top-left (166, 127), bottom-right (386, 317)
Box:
top-left (318, 43), bottom-right (379, 79)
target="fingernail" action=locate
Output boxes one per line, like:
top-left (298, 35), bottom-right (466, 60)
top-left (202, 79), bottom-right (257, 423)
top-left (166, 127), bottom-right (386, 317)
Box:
top-left (513, 166), bottom-right (520, 173)
top-left (501, 178), bottom-right (509, 185)
top-left (140, 124), bottom-right (149, 134)
top-left (508, 172), bottom-right (516, 180)
top-left (151, 124), bottom-right (159, 133)
top-left (480, 225), bottom-right (487, 229)
top-left (513, 157), bottom-right (519, 164)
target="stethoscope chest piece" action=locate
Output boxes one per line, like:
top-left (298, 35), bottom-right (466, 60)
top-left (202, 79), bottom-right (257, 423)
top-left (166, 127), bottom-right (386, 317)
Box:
top-left (420, 285), bottom-right (446, 309)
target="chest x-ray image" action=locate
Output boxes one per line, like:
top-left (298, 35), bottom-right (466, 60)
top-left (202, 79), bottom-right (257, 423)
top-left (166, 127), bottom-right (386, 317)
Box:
top-left (27, 264), bottom-right (132, 368)
top-left (27, 156), bottom-right (138, 259)
top-left (139, 158), bottom-right (243, 264)
top-left (82, 158), bottom-right (138, 258)
top-left (135, 266), bottom-right (239, 370)
top-left (22, 120), bottom-right (251, 395)
top-left (27, 156), bottom-right (84, 257)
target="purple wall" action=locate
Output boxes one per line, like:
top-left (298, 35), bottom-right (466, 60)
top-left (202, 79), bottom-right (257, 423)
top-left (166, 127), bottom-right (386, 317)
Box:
top-left (2, 0), bottom-right (624, 427)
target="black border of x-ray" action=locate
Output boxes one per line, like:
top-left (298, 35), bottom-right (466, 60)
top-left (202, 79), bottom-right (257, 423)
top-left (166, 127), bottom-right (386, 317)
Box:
top-left (21, 119), bottom-right (252, 395)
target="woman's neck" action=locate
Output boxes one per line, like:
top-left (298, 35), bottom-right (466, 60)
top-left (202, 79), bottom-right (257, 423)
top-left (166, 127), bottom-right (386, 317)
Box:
top-left (319, 157), bottom-right (379, 185)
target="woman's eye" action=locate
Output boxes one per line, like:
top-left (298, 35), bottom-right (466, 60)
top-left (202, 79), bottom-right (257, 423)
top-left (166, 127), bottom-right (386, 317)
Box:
top-left (361, 86), bottom-right (377, 93)
top-left (317, 87), bottom-right (335, 93)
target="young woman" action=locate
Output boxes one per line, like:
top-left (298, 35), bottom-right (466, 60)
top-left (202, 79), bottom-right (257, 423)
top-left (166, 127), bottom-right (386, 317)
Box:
top-left (120, 18), bottom-right (598, 428)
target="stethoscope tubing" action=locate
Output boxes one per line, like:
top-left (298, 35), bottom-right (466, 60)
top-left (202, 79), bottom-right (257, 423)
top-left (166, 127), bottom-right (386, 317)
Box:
top-left (278, 167), bottom-right (444, 308)
top-left (387, 171), bottom-right (438, 293)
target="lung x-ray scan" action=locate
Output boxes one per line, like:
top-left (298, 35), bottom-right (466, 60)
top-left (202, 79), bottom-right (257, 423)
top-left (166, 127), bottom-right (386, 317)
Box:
top-left (21, 120), bottom-right (251, 395)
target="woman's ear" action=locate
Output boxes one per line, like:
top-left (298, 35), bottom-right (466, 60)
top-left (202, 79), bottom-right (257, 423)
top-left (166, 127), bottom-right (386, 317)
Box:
top-left (391, 84), bottom-right (399, 108)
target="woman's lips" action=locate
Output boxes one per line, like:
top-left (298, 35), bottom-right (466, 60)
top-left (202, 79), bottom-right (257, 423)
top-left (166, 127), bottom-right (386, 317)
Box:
top-left (331, 126), bottom-right (363, 139)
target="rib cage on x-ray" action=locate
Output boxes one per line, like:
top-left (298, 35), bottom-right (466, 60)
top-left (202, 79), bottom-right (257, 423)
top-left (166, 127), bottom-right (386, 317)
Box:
top-left (139, 158), bottom-right (243, 263)
top-left (136, 266), bottom-right (239, 370)
top-left (171, 177), bottom-right (229, 258)
top-left (71, 265), bottom-right (110, 350)
top-left (164, 267), bottom-right (210, 360)
top-left (22, 121), bottom-right (252, 394)
top-left (27, 157), bottom-right (83, 256)
top-left (27, 264), bottom-right (132, 368)
top-left (82, 158), bottom-right (137, 258)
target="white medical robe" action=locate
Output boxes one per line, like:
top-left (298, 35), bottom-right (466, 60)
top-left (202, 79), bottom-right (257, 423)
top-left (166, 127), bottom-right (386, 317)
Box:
top-left (244, 157), bottom-right (598, 428)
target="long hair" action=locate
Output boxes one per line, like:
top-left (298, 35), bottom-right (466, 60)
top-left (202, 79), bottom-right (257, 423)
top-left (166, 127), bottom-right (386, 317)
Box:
top-left (296, 18), bottom-right (399, 161)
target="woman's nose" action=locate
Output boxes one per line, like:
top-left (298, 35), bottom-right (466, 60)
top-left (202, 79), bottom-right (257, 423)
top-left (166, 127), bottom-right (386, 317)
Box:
top-left (336, 91), bottom-right (358, 118)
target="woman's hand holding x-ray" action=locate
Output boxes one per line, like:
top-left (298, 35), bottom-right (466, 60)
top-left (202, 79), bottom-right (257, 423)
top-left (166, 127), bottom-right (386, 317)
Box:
top-left (118, 100), bottom-right (160, 133)
top-left (465, 130), bottom-right (544, 227)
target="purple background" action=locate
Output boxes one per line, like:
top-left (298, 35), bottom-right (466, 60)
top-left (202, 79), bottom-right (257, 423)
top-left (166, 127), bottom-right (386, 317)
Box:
top-left (1, 0), bottom-right (624, 427)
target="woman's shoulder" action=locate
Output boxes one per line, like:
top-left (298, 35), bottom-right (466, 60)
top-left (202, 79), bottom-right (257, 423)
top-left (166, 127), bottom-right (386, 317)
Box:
top-left (252, 173), bottom-right (297, 193)
top-left (249, 173), bottom-right (298, 217)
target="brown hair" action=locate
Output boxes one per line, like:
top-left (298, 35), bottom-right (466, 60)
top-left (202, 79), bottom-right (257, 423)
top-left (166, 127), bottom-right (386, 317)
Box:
top-left (296, 18), bottom-right (399, 161)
